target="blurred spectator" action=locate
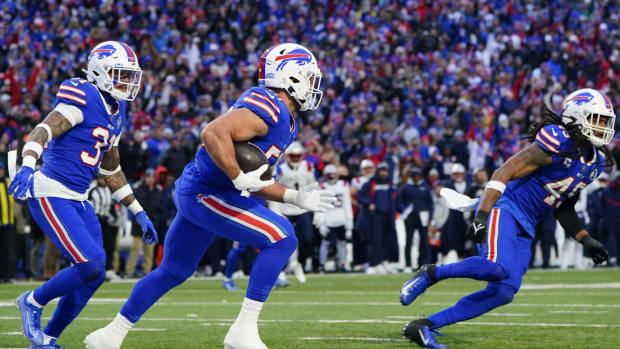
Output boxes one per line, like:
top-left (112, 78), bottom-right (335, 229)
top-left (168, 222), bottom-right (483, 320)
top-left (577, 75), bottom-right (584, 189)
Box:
top-left (531, 213), bottom-right (557, 269)
top-left (601, 174), bottom-right (620, 267)
top-left (159, 136), bottom-right (192, 179)
top-left (43, 236), bottom-right (61, 280)
top-left (89, 175), bottom-right (120, 281)
top-left (350, 159), bottom-right (375, 269)
top-left (0, 162), bottom-right (16, 282)
top-left (273, 143), bottom-right (315, 274)
top-left (13, 198), bottom-right (31, 279)
top-left (439, 163), bottom-right (469, 263)
top-left (126, 169), bottom-right (164, 277)
top-left (118, 131), bottom-right (150, 182)
top-left (586, 172), bottom-right (609, 246)
top-left (399, 167), bottom-right (433, 272)
top-left (357, 162), bottom-right (398, 274)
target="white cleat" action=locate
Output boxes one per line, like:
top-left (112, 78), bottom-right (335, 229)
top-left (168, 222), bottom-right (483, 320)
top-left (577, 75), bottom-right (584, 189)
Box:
top-left (223, 325), bottom-right (268, 349)
top-left (84, 328), bottom-right (122, 349)
top-left (293, 263), bottom-right (306, 284)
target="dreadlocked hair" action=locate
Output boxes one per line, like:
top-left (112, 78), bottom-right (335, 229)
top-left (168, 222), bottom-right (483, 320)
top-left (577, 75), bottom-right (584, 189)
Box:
top-left (525, 98), bottom-right (615, 171)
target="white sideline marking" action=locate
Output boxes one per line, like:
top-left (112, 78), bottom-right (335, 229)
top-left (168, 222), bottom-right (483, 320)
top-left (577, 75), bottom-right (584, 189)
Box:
top-left (461, 321), bottom-right (620, 328)
top-left (520, 282), bottom-right (620, 290)
top-left (0, 332), bottom-right (22, 335)
top-left (130, 328), bottom-right (166, 332)
top-left (549, 310), bottom-right (609, 314)
top-left (299, 337), bottom-right (406, 342)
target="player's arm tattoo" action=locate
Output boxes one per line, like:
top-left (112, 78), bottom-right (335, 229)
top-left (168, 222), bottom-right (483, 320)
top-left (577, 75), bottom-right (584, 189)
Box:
top-left (23, 111), bottom-right (73, 158)
top-left (478, 143), bottom-right (552, 213)
top-left (101, 147), bottom-right (136, 206)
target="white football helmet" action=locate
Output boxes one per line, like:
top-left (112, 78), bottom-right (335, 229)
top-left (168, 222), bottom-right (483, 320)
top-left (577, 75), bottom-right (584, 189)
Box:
top-left (324, 164), bottom-right (339, 182)
top-left (258, 43), bottom-right (322, 111)
top-left (359, 159), bottom-right (375, 179)
top-left (562, 88), bottom-right (616, 147)
top-left (285, 141), bottom-right (304, 168)
top-left (84, 41), bottom-right (142, 101)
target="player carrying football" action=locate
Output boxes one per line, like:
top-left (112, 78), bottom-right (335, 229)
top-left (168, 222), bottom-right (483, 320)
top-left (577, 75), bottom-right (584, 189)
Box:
top-left (10, 41), bottom-right (158, 349)
top-left (85, 43), bottom-right (336, 349)
top-left (399, 89), bottom-right (614, 348)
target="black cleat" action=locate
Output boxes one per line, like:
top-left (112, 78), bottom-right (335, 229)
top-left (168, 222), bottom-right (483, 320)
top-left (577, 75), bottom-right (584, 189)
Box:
top-left (403, 318), bottom-right (447, 348)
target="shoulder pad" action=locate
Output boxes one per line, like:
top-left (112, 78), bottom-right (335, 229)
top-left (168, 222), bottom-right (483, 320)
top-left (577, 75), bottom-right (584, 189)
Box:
top-left (535, 124), bottom-right (572, 154)
top-left (234, 87), bottom-right (281, 127)
top-left (56, 78), bottom-right (91, 107)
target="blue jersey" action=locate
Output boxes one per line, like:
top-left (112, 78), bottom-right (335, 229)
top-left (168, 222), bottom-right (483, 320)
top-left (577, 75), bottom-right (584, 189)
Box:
top-left (41, 78), bottom-right (125, 194)
top-left (179, 86), bottom-right (298, 193)
top-left (497, 124), bottom-right (606, 236)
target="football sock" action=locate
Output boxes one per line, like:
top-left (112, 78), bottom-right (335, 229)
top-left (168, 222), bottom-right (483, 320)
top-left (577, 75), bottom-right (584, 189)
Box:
top-left (435, 256), bottom-right (508, 282)
top-left (44, 272), bottom-right (105, 338)
top-left (106, 313), bottom-right (134, 339)
top-left (232, 298), bottom-right (264, 328)
top-left (27, 291), bottom-right (43, 308)
top-left (33, 259), bottom-right (105, 306)
top-left (427, 283), bottom-right (516, 328)
top-left (319, 240), bottom-right (330, 265)
top-left (245, 235), bottom-right (297, 302)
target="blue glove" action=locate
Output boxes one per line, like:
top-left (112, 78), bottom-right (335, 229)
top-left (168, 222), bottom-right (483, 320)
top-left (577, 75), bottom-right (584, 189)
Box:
top-left (8, 166), bottom-right (34, 199)
top-left (136, 211), bottom-right (158, 244)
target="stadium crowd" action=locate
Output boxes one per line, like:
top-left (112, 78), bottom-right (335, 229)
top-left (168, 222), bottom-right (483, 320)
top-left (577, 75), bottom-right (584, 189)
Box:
top-left (1, 0), bottom-right (620, 281)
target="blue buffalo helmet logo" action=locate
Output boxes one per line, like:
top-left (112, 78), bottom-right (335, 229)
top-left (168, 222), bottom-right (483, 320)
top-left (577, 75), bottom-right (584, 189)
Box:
top-left (89, 44), bottom-right (117, 60)
top-left (565, 92), bottom-right (594, 106)
top-left (275, 48), bottom-right (312, 71)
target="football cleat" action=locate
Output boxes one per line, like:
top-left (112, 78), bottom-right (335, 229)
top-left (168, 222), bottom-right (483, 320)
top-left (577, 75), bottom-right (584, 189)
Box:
top-left (274, 277), bottom-right (290, 288)
top-left (29, 338), bottom-right (66, 349)
top-left (224, 279), bottom-right (240, 291)
top-left (293, 263), bottom-right (306, 283)
top-left (84, 327), bottom-right (122, 349)
top-left (400, 264), bottom-right (437, 306)
top-left (403, 318), bottom-right (447, 348)
top-left (223, 324), bottom-right (268, 349)
top-left (16, 291), bottom-right (43, 345)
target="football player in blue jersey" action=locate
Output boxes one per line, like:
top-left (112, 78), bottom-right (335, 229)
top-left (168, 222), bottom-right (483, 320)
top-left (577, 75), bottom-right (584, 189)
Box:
top-left (9, 41), bottom-right (158, 349)
top-left (85, 43), bottom-right (336, 349)
top-left (399, 89), bottom-right (614, 348)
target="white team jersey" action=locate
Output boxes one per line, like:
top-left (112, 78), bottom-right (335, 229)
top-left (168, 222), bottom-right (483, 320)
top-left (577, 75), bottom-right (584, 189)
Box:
top-left (320, 179), bottom-right (353, 229)
top-left (274, 160), bottom-right (316, 216)
top-left (351, 176), bottom-right (369, 190)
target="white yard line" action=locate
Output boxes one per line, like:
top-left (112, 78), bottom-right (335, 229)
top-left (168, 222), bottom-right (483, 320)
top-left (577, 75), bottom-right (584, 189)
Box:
top-left (548, 310), bottom-right (609, 314)
top-left (0, 332), bottom-right (22, 335)
top-left (299, 337), bottom-right (406, 342)
top-left (129, 328), bottom-right (166, 332)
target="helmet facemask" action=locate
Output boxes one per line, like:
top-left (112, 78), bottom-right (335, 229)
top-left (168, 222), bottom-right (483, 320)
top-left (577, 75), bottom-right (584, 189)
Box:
top-left (580, 111), bottom-right (615, 147)
top-left (287, 67), bottom-right (323, 111)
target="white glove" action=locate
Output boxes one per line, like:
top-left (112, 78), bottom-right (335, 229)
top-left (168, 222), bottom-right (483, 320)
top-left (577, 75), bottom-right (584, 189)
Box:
top-left (231, 165), bottom-right (275, 192)
top-left (345, 228), bottom-right (352, 240)
top-left (319, 225), bottom-right (329, 237)
top-left (283, 183), bottom-right (336, 212)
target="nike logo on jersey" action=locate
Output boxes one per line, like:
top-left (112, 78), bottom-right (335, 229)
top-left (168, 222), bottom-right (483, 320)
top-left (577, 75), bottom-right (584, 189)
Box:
top-left (472, 223), bottom-right (485, 233)
top-left (551, 129), bottom-right (559, 137)
top-left (70, 80), bottom-right (79, 86)
top-left (264, 89), bottom-right (276, 99)
top-left (419, 329), bottom-right (430, 345)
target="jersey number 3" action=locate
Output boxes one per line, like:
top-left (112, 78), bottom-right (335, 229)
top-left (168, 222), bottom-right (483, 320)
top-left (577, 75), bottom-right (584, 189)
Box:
top-left (80, 127), bottom-right (114, 167)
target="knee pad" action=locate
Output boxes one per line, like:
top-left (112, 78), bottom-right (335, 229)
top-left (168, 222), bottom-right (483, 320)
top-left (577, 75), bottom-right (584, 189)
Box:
top-left (487, 283), bottom-right (515, 306)
top-left (75, 258), bottom-right (106, 284)
top-left (482, 261), bottom-right (509, 282)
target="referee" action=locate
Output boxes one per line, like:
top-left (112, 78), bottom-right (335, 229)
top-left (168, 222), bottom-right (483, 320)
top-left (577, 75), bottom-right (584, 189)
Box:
top-left (89, 174), bottom-right (118, 279)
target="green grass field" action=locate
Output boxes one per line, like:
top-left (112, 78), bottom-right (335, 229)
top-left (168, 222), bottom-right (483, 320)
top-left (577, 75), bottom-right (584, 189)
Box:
top-left (1, 269), bottom-right (619, 349)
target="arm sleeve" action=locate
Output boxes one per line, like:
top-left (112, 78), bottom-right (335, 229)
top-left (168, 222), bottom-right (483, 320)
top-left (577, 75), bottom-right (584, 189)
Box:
top-left (553, 195), bottom-right (584, 239)
top-left (233, 88), bottom-right (281, 127)
top-left (53, 103), bottom-right (84, 126)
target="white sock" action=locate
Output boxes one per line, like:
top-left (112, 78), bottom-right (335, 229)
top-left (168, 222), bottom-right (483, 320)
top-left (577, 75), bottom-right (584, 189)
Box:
top-left (42, 333), bottom-right (56, 345)
top-left (233, 298), bottom-right (264, 328)
top-left (27, 292), bottom-right (43, 309)
top-left (278, 271), bottom-right (287, 281)
top-left (106, 313), bottom-right (134, 339)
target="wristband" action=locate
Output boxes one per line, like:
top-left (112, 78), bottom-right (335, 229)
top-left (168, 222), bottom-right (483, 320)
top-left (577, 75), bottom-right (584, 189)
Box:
top-left (35, 123), bottom-right (53, 142)
top-left (112, 184), bottom-right (133, 201)
top-left (99, 165), bottom-right (121, 176)
top-left (485, 180), bottom-right (506, 194)
top-left (283, 188), bottom-right (298, 204)
top-left (23, 142), bottom-right (43, 158)
top-left (127, 200), bottom-right (144, 215)
top-left (22, 155), bottom-right (37, 169)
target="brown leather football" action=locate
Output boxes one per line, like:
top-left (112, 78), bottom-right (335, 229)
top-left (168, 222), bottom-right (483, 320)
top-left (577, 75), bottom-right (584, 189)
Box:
top-left (234, 142), bottom-right (272, 180)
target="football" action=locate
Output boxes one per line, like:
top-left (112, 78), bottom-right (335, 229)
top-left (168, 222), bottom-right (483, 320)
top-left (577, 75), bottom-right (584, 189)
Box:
top-left (234, 141), bottom-right (272, 181)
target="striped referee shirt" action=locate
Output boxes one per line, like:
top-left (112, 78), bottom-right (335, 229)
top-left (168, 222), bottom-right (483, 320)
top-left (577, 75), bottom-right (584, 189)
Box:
top-left (89, 184), bottom-right (113, 219)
